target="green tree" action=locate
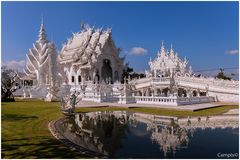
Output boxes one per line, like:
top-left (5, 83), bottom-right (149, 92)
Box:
top-left (121, 64), bottom-right (133, 83)
top-left (121, 65), bottom-right (146, 83)
top-left (215, 68), bottom-right (231, 80)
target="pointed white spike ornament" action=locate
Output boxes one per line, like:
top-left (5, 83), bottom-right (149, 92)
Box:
top-left (189, 65), bottom-right (193, 75)
top-left (160, 40), bottom-right (167, 57)
top-left (170, 43), bottom-right (175, 59)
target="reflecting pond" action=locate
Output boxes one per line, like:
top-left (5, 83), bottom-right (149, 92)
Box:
top-left (56, 111), bottom-right (239, 158)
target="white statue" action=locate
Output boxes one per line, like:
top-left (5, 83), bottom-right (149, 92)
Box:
top-left (60, 91), bottom-right (81, 115)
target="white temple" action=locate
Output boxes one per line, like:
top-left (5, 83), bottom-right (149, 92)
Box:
top-left (58, 24), bottom-right (125, 85)
top-left (17, 21), bottom-right (239, 105)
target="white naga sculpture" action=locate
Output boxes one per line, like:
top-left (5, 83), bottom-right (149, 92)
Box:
top-left (60, 91), bottom-right (81, 115)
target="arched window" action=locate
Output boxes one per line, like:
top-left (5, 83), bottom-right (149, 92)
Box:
top-left (78, 76), bottom-right (81, 83)
top-left (101, 59), bottom-right (112, 83)
top-left (72, 76), bottom-right (75, 83)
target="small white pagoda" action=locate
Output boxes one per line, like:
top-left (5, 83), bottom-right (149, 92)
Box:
top-left (148, 41), bottom-right (192, 78)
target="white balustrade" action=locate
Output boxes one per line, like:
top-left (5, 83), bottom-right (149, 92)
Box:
top-left (135, 95), bottom-right (215, 106)
top-left (177, 96), bottom-right (215, 105)
top-left (135, 96), bottom-right (178, 106)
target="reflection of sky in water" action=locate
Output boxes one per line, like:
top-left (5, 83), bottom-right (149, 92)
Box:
top-left (57, 111), bottom-right (239, 158)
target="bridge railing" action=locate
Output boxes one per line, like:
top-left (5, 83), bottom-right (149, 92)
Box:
top-left (177, 96), bottom-right (215, 105)
top-left (134, 77), bottom-right (171, 85)
top-left (135, 95), bottom-right (215, 106)
top-left (135, 96), bottom-right (178, 106)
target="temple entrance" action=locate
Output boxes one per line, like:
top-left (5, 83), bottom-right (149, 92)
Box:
top-left (178, 88), bottom-right (187, 97)
top-left (162, 88), bottom-right (170, 97)
top-left (101, 59), bottom-right (112, 83)
top-left (94, 74), bottom-right (100, 84)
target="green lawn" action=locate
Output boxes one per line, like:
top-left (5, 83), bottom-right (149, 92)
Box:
top-left (2, 99), bottom-right (238, 158)
top-left (76, 105), bottom-right (238, 117)
top-left (2, 99), bottom-right (87, 159)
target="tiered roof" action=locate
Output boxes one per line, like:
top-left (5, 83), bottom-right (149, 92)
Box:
top-left (149, 41), bottom-right (191, 76)
top-left (58, 24), bottom-right (116, 65)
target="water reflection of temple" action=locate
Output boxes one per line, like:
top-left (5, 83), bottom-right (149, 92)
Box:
top-left (130, 112), bottom-right (238, 157)
top-left (60, 111), bottom-right (238, 157)
top-left (72, 111), bottom-right (129, 156)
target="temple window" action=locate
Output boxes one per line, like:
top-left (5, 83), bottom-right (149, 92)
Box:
top-left (72, 76), bottom-right (75, 83)
top-left (200, 92), bottom-right (206, 96)
top-left (30, 80), bottom-right (33, 86)
top-left (78, 76), bottom-right (81, 83)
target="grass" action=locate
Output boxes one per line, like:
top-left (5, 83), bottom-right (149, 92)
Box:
top-left (1, 99), bottom-right (87, 159)
top-left (2, 98), bottom-right (238, 158)
top-left (76, 105), bottom-right (238, 117)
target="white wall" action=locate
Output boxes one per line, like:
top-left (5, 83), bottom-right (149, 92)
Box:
top-left (209, 92), bottom-right (239, 103)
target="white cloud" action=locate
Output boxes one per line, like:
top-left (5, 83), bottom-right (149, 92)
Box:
top-left (225, 49), bottom-right (239, 55)
top-left (129, 47), bottom-right (148, 55)
top-left (2, 60), bottom-right (26, 72)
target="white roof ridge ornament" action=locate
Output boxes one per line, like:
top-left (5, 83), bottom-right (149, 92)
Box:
top-left (81, 20), bottom-right (84, 30)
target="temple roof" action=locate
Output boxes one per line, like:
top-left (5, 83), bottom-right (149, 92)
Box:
top-left (149, 42), bottom-right (190, 76)
top-left (58, 24), bottom-right (113, 64)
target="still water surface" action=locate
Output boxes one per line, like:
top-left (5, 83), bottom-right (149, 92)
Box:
top-left (57, 111), bottom-right (239, 158)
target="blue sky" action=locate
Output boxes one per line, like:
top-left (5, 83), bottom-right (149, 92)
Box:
top-left (1, 1), bottom-right (239, 74)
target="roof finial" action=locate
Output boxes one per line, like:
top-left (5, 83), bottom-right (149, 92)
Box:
top-left (41, 14), bottom-right (44, 26)
top-left (81, 20), bottom-right (85, 30)
top-left (161, 40), bottom-right (164, 47)
top-left (37, 15), bottom-right (48, 43)
top-left (170, 43), bottom-right (175, 59)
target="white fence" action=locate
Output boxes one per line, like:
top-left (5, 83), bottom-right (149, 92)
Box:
top-left (177, 96), bottom-right (215, 105)
top-left (135, 96), bottom-right (215, 106)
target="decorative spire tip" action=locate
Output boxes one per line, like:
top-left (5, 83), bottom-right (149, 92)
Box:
top-left (41, 14), bottom-right (44, 26)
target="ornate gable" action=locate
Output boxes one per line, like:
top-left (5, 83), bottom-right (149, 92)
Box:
top-left (58, 25), bottom-right (112, 65)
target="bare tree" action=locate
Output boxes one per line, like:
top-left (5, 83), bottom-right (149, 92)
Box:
top-left (1, 66), bottom-right (20, 102)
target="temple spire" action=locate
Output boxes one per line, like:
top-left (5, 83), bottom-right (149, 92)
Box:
top-left (170, 43), bottom-right (175, 59)
top-left (37, 16), bottom-right (48, 43)
top-left (81, 20), bottom-right (85, 30)
top-left (160, 40), bottom-right (166, 57)
top-left (41, 14), bottom-right (44, 26)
